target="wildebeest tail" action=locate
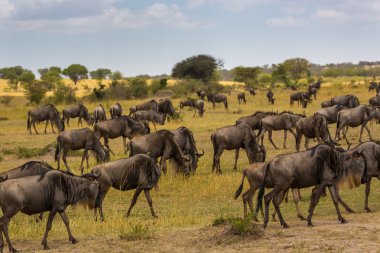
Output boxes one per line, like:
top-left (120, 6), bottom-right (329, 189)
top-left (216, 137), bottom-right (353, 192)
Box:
top-left (27, 111), bottom-right (31, 130)
top-left (257, 121), bottom-right (264, 139)
top-left (54, 136), bottom-right (61, 161)
top-left (234, 168), bottom-right (247, 199)
top-left (336, 112), bottom-right (341, 129)
top-left (255, 163), bottom-right (268, 214)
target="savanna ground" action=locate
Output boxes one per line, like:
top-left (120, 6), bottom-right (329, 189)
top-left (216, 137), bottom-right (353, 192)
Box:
top-left (0, 77), bottom-right (380, 252)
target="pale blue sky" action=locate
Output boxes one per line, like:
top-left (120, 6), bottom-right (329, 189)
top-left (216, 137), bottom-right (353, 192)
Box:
top-left (1, 0), bottom-right (380, 77)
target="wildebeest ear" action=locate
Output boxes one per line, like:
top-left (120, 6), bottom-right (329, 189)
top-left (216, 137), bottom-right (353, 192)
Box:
top-left (0, 174), bottom-right (8, 182)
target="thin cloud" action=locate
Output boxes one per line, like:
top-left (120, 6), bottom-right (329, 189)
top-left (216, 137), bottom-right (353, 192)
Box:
top-left (314, 9), bottom-right (349, 21)
top-left (267, 16), bottom-right (298, 26)
top-left (187, 0), bottom-right (269, 11)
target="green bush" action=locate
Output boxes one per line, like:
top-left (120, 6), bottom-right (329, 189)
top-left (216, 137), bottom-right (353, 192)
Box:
top-left (52, 82), bottom-right (77, 104)
top-left (150, 79), bottom-right (168, 94)
top-left (212, 215), bottom-right (263, 237)
top-left (23, 81), bottom-right (47, 105)
top-left (129, 78), bottom-right (149, 98)
top-left (0, 96), bottom-right (13, 107)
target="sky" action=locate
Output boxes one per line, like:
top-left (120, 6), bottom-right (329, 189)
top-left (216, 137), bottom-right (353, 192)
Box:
top-left (1, 0), bottom-right (380, 77)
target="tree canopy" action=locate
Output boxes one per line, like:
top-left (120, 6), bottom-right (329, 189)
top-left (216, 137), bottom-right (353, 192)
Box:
top-left (62, 64), bottom-right (88, 85)
top-left (172, 54), bottom-right (223, 83)
top-left (90, 68), bottom-right (112, 81)
top-left (283, 58), bottom-right (310, 85)
top-left (0, 66), bottom-right (34, 91)
top-left (232, 66), bottom-right (261, 87)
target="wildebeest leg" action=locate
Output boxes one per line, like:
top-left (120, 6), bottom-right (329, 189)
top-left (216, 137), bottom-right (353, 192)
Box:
top-left (334, 184), bottom-right (355, 213)
top-left (41, 210), bottom-right (58, 250)
top-left (233, 149), bottom-right (239, 171)
top-left (307, 184), bottom-right (325, 226)
top-left (77, 118), bottom-right (81, 127)
top-left (126, 187), bottom-right (143, 217)
top-left (33, 122), bottom-right (39, 134)
top-left (213, 146), bottom-right (225, 174)
top-left (291, 189), bottom-right (306, 220)
top-left (272, 188), bottom-right (288, 228)
top-left (212, 102), bottom-right (215, 109)
top-left (340, 125), bottom-right (351, 146)
top-left (62, 148), bottom-right (71, 172)
top-left (364, 178), bottom-right (373, 212)
top-left (359, 124), bottom-right (365, 143)
top-left (123, 137), bottom-right (128, 154)
top-left (44, 120), bottom-right (49, 134)
top-left (67, 118), bottom-right (71, 127)
top-left (328, 186), bottom-right (347, 223)
top-left (242, 187), bottom-right (258, 218)
top-left (152, 121), bottom-right (158, 131)
top-left (1, 208), bottom-right (19, 253)
top-left (80, 149), bottom-right (88, 175)
top-left (59, 212), bottom-right (78, 244)
top-left (268, 130), bottom-right (279, 149)
top-left (144, 190), bottom-right (158, 218)
top-left (364, 124), bottom-right (372, 141)
top-left (192, 108), bottom-right (197, 118)
top-left (283, 130), bottom-right (287, 149)
top-left (296, 132), bottom-right (302, 152)
top-left (50, 120), bottom-right (56, 134)
top-left (263, 190), bottom-right (276, 228)
top-left (305, 137), bottom-right (310, 150)
top-left (272, 190), bottom-right (286, 221)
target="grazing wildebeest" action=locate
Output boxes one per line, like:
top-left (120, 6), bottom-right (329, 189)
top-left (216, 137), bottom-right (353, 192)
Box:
top-left (93, 104), bottom-right (107, 124)
top-left (257, 112), bottom-right (305, 149)
top-left (88, 154), bottom-right (161, 221)
top-left (369, 96), bottom-right (380, 107)
top-left (236, 111), bottom-right (277, 134)
top-left (321, 100), bottom-right (333, 108)
top-left (266, 90), bottom-right (275, 104)
top-left (335, 105), bottom-right (380, 145)
top-left (210, 123), bottom-right (266, 174)
top-left (171, 126), bottom-right (204, 172)
top-left (316, 105), bottom-right (347, 124)
top-left (331, 94), bottom-right (360, 108)
top-left (129, 130), bottom-right (192, 175)
top-left (0, 170), bottom-right (99, 252)
top-left (196, 90), bottom-right (206, 100)
top-left (129, 100), bottom-right (158, 116)
top-left (237, 92), bottom-right (247, 104)
top-left (255, 144), bottom-right (365, 228)
top-left (55, 128), bottom-right (110, 174)
top-left (179, 99), bottom-right (196, 109)
top-left (27, 104), bottom-right (64, 134)
top-left (368, 81), bottom-right (378, 93)
top-left (193, 99), bottom-right (205, 117)
top-left (234, 163), bottom-right (304, 220)
top-left (308, 87), bottom-right (318, 99)
top-left (62, 104), bottom-right (93, 127)
top-left (94, 116), bottom-right (150, 154)
top-left (248, 88), bottom-right (256, 96)
top-left (207, 93), bottom-right (228, 109)
top-left (109, 102), bottom-right (122, 119)
top-left (295, 113), bottom-right (335, 151)
top-left (133, 110), bottom-right (166, 131)
top-left (308, 80), bottom-right (322, 90)
top-left (158, 98), bottom-right (176, 120)
top-left (290, 91), bottom-right (311, 108)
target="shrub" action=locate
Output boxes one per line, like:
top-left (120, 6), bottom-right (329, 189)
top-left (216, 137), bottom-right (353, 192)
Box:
top-left (0, 96), bottom-right (13, 107)
top-left (105, 82), bottom-right (131, 100)
top-left (212, 215), bottom-right (263, 237)
top-left (23, 80), bottom-right (47, 105)
top-left (150, 79), bottom-right (168, 94)
top-left (129, 78), bottom-right (149, 98)
top-left (52, 82), bottom-right (77, 104)
top-left (119, 222), bottom-right (150, 241)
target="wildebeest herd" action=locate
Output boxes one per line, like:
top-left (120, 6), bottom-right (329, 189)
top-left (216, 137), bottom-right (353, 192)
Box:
top-left (2, 81), bottom-right (380, 252)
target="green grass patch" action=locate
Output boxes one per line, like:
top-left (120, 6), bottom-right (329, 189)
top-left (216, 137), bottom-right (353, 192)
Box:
top-left (119, 222), bottom-right (151, 241)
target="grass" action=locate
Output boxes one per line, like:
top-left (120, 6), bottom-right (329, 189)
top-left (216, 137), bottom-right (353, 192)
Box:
top-left (0, 78), bottom-right (379, 244)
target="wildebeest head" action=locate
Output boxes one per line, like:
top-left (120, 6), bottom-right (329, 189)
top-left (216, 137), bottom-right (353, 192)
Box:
top-left (181, 154), bottom-right (192, 175)
top-left (247, 132), bottom-right (266, 162)
top-left (94, 141), bottom-right (111, 164)
top-left (75, 175), bottom-right (100, 209)
top-left (338, 150), bottom-right (365, 189)
top-left (55, 115), bottom-right (65, 132)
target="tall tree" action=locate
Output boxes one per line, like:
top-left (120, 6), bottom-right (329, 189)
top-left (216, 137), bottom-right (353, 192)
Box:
top-left (0, 66), bottom-right (32, 91)
top-left (283, 58), bottom-right (310, 85)
top-left (90, 68), bottom-right (112, 81)
top-left (38, 67), bottom-right (62, 90)
top-left (232, 66), bottom-right (261, 87)
top-left (62, 64), bottom-right (88, 85)
top-left (172, 54), bottom-right (223, 83)
top-left (271, 63), bottom-right (289, 86)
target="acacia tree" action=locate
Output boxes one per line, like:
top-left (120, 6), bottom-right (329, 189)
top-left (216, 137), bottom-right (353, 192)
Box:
top-left (283, 58), bottom-right (310, 85)
top-left (232, 66), bottom-right (261, 88)
top-left (38, 67), bottom-right (62, 90)
top-left (0, 66), bottom-right (33, 91)
top-left (172, 54), bottom-right (223, 83)
top-left (90, 68), bottom-right (112, 81)
top-left (271, 63), bottom-right (290, 86)
top-left (62, 64), bottom-right (88, 85)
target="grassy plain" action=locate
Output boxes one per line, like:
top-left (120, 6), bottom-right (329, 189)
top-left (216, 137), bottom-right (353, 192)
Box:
top-left (0, 78), bottom-right (379, 252)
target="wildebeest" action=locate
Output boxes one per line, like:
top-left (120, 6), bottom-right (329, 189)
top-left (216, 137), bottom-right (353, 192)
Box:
top-left (62, 104), bottom-right (93, 127)
top-left (196, 90), bottom-right (206, 100)
top-left (295, 113), bottom-right (335, 151)
top-left (308, 80), bottom-right (322, 90)
top-left (369, 96), bottom-right (380, 107)
top-left (237, 92), bottom-right (247, 104)
top-left (179, 99), bottom-right (196, 109)
top-left (335, 105), bottom-right (380, 145)
top-left (133, 110), bottom-right (166, 131)
top-left (290, 91), bottom-right (311, 108)
top-left (129, 130), bottom-right (192, 174)
top-left (27, 104), bottom-right (64, 134)
top-left (207, 93), bottom-right (228, 109)
top-left (0, 161), bottom-right (53, 183)
top-left (236, 111), bottom-right (277, 133)
top-left (171, 126), bottom-right (204, 172)
top-left (316, 105), bottom-right (347, 124)
top-left (193, 99), bottom-right (205, 117)
top-left (368, 81), bottom-right (379, 93)
top-left (257, 112), bottom-right (305, 149)
top-left (0, 170), bottom-right (99, 251)
top-left (234, 163), bottom-right (304, 220)
top-left (266, 90), bottom-right (275, 104)
top-left (308, 87), bottom-right (318, 99)
top-left (256, 144), bottom-right (365, 228)
top-left (94, 116), bottom-right (150, 154)
top-left (321, 100), bottom-right (333, 108)
top-left (331, 94), bottom-right (360, 108)
top-left (109, 102), bottom-right (122, 119)
top-left (88, 154), bottom-right (160, 221)
top-left (93, 104), bottom-right (107, 124)
top-left (158, 98), bottom-right (177, 120)
top-left (129, 99), bottom-right (158, 116)
top-left (210, 123), bottom-right (266, 174)
top-left (248, 88), bottom-right (256, 96)
top-left (55, 128), bottom-right (110, 174)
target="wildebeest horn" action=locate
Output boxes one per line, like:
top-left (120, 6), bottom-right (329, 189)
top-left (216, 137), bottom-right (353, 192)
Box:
top-left (196, 149), bottom-right (205, 157)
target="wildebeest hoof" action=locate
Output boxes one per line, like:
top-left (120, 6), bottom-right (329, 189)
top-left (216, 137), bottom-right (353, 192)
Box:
top-left (340, 218), bottom-right (348, 224)
top-left (307, 221), bottom-right (314, 227)
top-left (298, 215), bottom-right (306, 221)
top-left (365, 207), bottom-right (373, 213)
top-left (43, 244), bottom-right (50, 250)
top-left (347, 209), bottom-right (355, 214)
top-left (282, 223), bottom-right (289, 228)
top-left (71, 238), bottom-right (78, 244)
top-left (10, 248), bottom-right (18, 253)
top-left (153, 215), bottom-right (158, 219)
